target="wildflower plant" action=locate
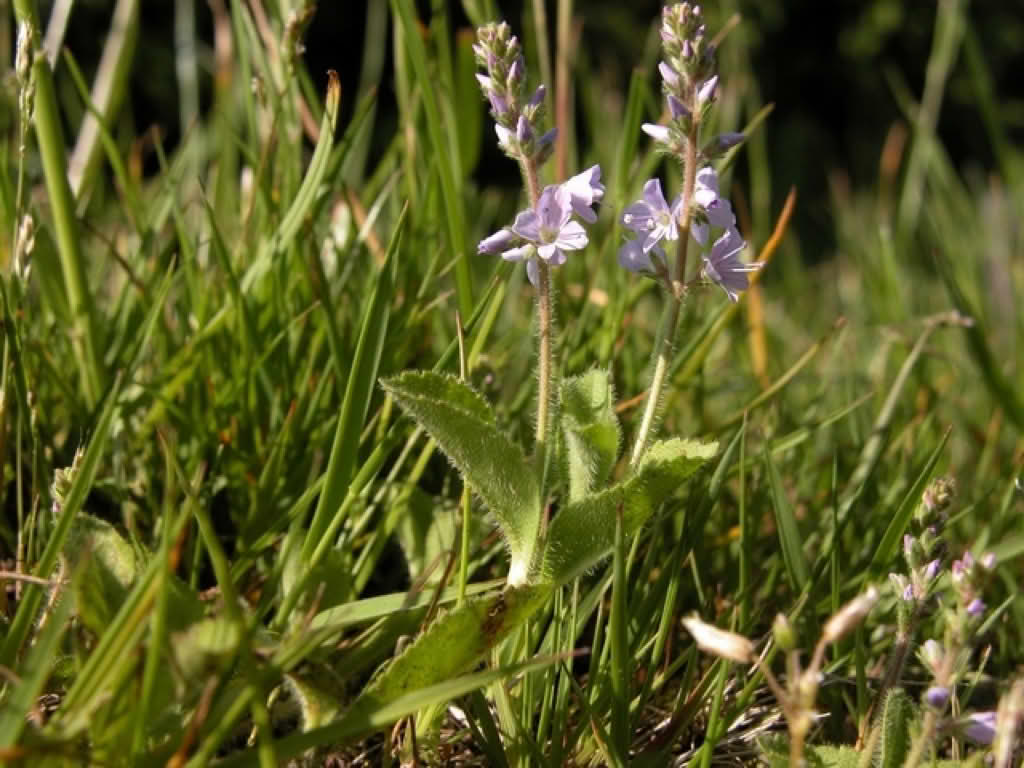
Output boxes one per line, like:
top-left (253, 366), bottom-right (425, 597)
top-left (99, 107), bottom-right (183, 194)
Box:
top-left (361, 6), bottom-right (757, 722)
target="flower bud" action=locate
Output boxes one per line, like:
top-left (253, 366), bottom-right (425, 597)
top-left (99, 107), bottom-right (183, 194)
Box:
top-left (682, 615), bottom-right (754, 663)
top-left (822, 587), bottom-right (879, 644)
top-left (658, 61), bottom-right (679, 88)
top-left (668, 95), bottom-right (690, 119)
top-left (772, 613), bottom-right (796, 652)
top-left (925, 686), bottom-right (950, 709)
top-left (516, 114), bottom-right (532, 144)
top-left (696, 75), bottom-right (718, 107)
top-left (528, 84), bottom-right (546, 107)
top-left (478, 228), bottom-right (517, 254)
top-left (920, 639), bottom-right (944, 673)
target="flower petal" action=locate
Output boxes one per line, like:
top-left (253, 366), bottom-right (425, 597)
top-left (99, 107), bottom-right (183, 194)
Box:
top-left (618, 239), bottom-right (655, 273)
top-left (511, 209), bottom-right (541, 241)
top-left (526, 258), bottom-right (539, 286)
top-left (501, 244), bottom-right (534, 262)
top-left (554, 220), bottom-right (588, 251)
top-left (642, 178), bottom-right (669, 213)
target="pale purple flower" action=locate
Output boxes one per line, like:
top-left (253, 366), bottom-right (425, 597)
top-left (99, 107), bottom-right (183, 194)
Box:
top-left (622, 178), bottom-right (682, 253)
top-left (528, 84), bottom-right (546, 107)
top-left (503, 184), bottom-right (588, 285)
top-left (924, 559), bottom-right (941, 582)
top-left (641, 123), bottom-right (671, 144)
top-left (964, 711), bottom-right (997, 745)
top-left (618, 239), bottom-right (663, 274)
top-left (703, 228), bottom-right (761, 302)
top-left (966, 597), bottom-right (986, 617)
top-left (692, 166), bottom-right (736, 245)
top-left (563, 165), bottom-right (605, 223)
top-left (981, 552), bottom-right (996, 570)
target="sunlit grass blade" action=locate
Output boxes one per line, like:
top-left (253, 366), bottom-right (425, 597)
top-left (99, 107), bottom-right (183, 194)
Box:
top-left (764, 443), bottom-right (810, 593)
top-left (0, 374), bottom-right (121, 666)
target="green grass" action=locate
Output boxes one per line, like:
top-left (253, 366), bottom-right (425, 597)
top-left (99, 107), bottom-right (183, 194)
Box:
top-left (0, 1), bottom-right (1021, 766)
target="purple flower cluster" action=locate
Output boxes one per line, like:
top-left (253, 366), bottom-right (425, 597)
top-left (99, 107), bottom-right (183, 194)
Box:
top-left (951, 550), bottom-right (996, 619)
top-left (473, 23), bottom-right (554, 164)
top-left (618, 165), bottom-right (760, 301)
top-left (479, 167), bottom-right (605, 285)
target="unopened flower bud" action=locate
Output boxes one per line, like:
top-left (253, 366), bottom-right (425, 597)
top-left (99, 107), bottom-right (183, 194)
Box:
top-left (772, 613), bottom-right (796, 652)
top-left (822, 587), bottom-right (879, 644)
top-left (981, 552), bottom-right (996, 571)
top-left (528, 84), bottom-right (546, 107)
top-left (478, 229), bottom-right (517, 254)
top-left (668, 95), bottom-right (689, 119)
top-left (641, 123), bottom-right (671, 144)
top-left (696, 75), bottom-right (718, 107)
top-left (966, 597), bottom-right (986, 617)
top-left (516, 115), bottom-right (532, 143)
top-left (921, 476), bottom-right (956, 520)
top-left (920, 639), bottom-right (944, 672)
top-left (682, 615), bottom-right (754, 663)
top-left (507, 56), bottom-right (524, 86)
top-left (925, 686), bottom-right (950, 709)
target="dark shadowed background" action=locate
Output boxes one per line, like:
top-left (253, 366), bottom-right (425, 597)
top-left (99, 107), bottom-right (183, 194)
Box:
top-left (18, 0), bottom-right (1024, 259)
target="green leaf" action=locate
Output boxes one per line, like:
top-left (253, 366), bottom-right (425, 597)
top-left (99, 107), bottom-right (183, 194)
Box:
top-left (357, 584), bottom-right (549, 707)
top-left (560, 369), bottom-right (621, 503)
top-left (0, 376), bottom-right (121, 666)
top-left (0, 576), bottom-right (72, 749)
top-left (867, 429), bottom-right (951, 579)
top-left (381, 371), bottom-right (541, 582)
top-left (875, 688), bottom-right (913, 768)
top-left (213, 642), bottom-right (558, 768)
top-left (300, 208), bottom-right (404, 567)
top-left (170, 617), bottom-right (242, 682)
top-left (282, 674), bottom-right (342, 732)
top-left (65, 514), bottom-right (139, 635)
top-left (541, 438), bottom-right (717, 586)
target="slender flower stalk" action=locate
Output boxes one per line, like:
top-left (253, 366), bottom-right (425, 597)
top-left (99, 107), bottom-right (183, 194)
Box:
top-left (623, 3), bottom-right (759, 464)
top-left (474, 22), bottom-right (603, 468)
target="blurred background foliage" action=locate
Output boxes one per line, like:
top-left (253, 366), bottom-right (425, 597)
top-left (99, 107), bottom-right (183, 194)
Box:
top-left (5, 0), bottom-right (1022, 262)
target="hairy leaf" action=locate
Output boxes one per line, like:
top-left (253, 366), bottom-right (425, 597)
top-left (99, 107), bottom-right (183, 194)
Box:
top-left (541, 438), bottom-right (717, 586)
top-left (561, 369), bottom-right (621, 502)
top-left (381, 371), bottom-right (541, 579)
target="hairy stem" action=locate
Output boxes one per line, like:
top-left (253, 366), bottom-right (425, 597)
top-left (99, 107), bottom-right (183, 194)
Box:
top-left (630, 99), bottom-right (699, 464)
top-left (520, 155), bottom-right (552, 459)
top-left (630, 295), bottom-right (680, 465)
